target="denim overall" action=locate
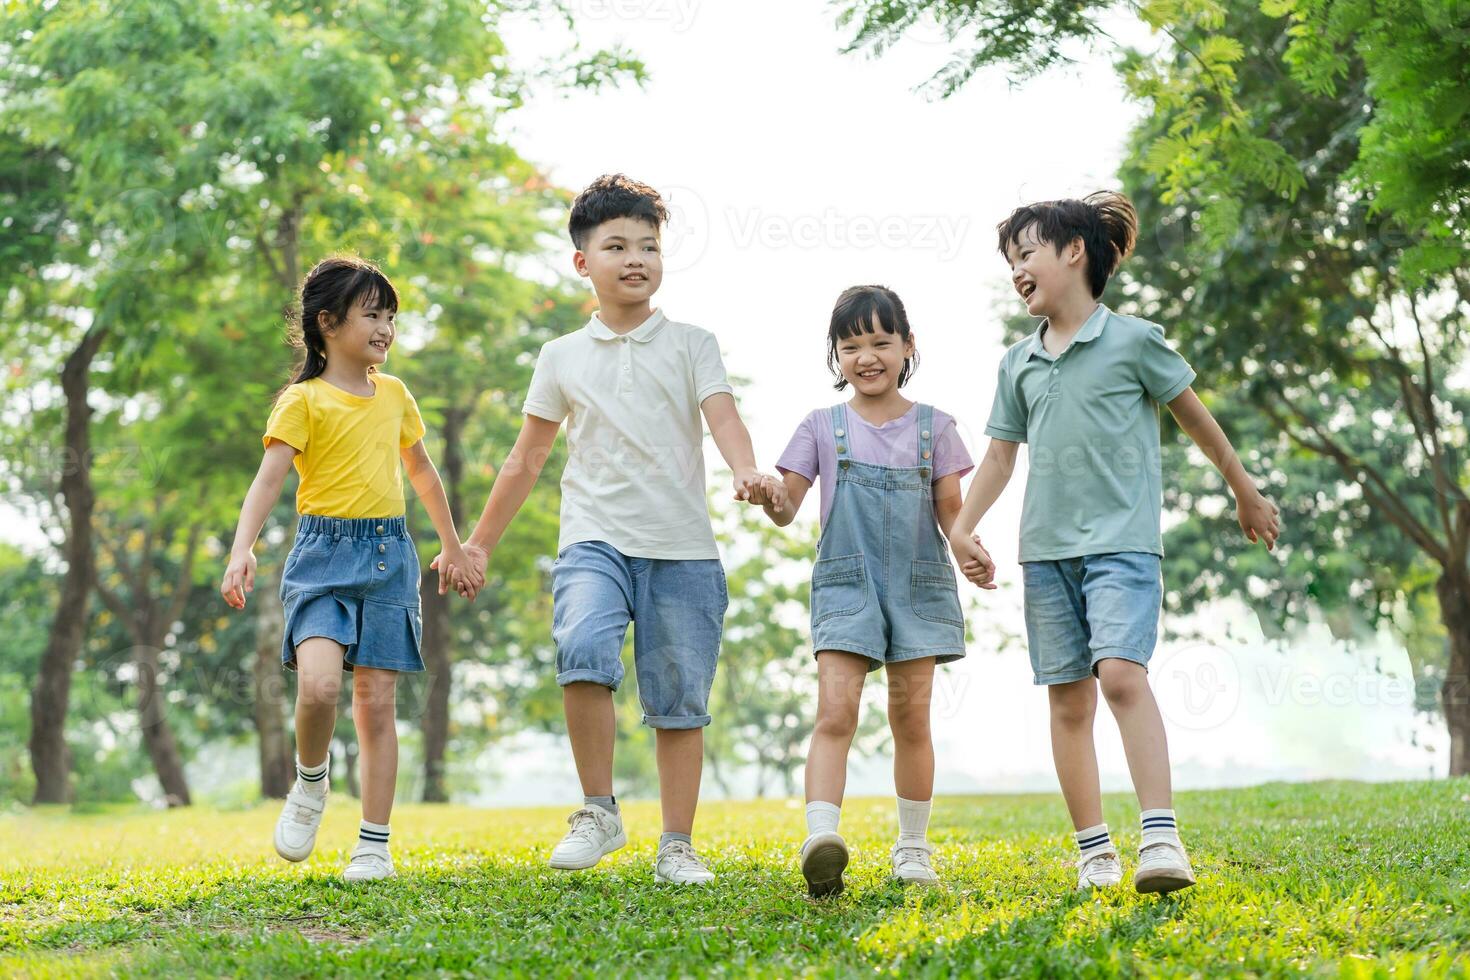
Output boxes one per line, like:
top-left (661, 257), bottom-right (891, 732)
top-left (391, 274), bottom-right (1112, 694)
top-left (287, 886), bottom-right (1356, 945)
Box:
top-left (809, 403), bottom-right (966, 669)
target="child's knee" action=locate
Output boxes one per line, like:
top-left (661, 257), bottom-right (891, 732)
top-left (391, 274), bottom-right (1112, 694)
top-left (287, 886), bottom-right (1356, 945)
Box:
top-left (887, 708), bottom-right (931, 746)
top-left (1049, 684), bottom-right (1097, 729)
top-left (1096, 658), bottom-right (1147, 706)
top-left (296, 674), bottom-right (341, 708)
top-left (354, 699), bottom-right (397, 737)
top-left (813, 702), bottom-right (860, 740)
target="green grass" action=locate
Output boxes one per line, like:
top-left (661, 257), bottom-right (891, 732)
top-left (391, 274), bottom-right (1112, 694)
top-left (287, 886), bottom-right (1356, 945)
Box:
top-left (2, 780), bottom-right (1468, 977)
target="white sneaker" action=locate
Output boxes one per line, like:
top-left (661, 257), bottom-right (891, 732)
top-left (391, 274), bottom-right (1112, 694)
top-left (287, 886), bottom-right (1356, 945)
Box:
top-left (548, 806), bottom-right (627, 870)
top-left (800, 831), bottom-right (849, 897)
top-left (891, 840), bottom-right (939, 885)
top-left (654, 840), bottom-right (715, 885)
top-left (1076, 851), bottom-right (1124, 890)
top-left (273, 780), bottom-right (327, 862)
top-left (1134, 841), bottom-right (1196, 894)
top-left (343, 845), bottom-right (395, 882)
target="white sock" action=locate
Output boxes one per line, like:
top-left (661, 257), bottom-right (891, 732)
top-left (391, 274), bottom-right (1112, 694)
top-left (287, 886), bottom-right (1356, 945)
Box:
top-left (806, 800), bottom-right (840, 837)
top-left (896, 796), bottom-right (931, 844)
top-left (1075, 822), bottom-right (1114, 861)
top-left (1140, 808), bottom-right (1181, 848)
top-left (357, 819), bottom-right (390, 852)
top-left (296, 756), bottom-right (328, 798)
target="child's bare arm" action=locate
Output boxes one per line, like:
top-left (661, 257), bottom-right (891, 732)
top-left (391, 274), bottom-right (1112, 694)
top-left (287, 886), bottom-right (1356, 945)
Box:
top-left (933, 473), bottom-right (964, 535)
top-left (758, 471), bottom-right (811, 527)
top-left (946, 439), bottom-right (1019, 589)
top-left (402, 440), bottom-right (474, 596)
top-left (1165, 388), bottom-right (1280, 550)
top-left (456, 414), bottom-right (562, 598)
top-left (221, 440), bottom-right (298, 609)
top-left (700, 392), bottom-right (762, 500)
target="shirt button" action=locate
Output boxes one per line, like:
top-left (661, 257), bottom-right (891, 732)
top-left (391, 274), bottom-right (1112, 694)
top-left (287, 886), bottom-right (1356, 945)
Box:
top-left (1051, 368), bottom-right (1059, 375)
top-left (834, 428), bottom-right (845, 438)
top-left (839, 460), bottom-right (850, 470)
top-left (377, 562), bottom-right (387, 571)
top-left (836, 444), bottom-right (846, 453)
top-left (921, 430), bottom-right (930, 439)
top-left (375, 524), bottom-right (385, 533)
top-left (923, 450), bottom-right (932, 460)
top-left (378, 543), bottom-right (386, 553)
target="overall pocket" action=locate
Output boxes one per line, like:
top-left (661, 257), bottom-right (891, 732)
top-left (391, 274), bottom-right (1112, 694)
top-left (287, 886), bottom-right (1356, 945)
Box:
top-left (811, 554), bottom-right (868, 627)
top-left (910, 559), bottom-right (965, 627)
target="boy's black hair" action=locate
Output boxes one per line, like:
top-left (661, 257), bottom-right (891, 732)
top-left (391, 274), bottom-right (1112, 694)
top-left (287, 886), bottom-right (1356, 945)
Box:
top-left (281, 255), bottom-right (397, 393)
top-left (568, 174), bottom-right (669, 249)
top-left (826, 285), bottom-right (919, 391)
top-left (996, 191), bottom-right (1139, 298)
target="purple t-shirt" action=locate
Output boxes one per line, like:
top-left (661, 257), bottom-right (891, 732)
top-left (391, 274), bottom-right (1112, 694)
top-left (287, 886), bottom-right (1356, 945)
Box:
top-left (776, 402), bottom-right (974, 528)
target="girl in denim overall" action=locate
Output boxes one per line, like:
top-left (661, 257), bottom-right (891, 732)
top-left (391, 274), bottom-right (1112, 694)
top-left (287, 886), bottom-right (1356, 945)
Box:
top-left (752, 284), bottom-right (974, 896)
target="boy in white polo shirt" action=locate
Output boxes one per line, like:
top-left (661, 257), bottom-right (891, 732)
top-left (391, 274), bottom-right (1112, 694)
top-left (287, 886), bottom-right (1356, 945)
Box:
top-left (450, 174), bottom-right (769, 884)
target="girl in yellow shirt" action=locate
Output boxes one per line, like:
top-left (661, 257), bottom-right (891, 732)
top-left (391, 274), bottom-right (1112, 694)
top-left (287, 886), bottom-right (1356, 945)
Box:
top-left (220, 256), bottom-right (481, 882)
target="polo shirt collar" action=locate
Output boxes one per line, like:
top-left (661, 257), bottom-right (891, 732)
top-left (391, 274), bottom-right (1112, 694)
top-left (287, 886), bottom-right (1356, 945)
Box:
top-left (1026, 303), bottom-right (1110, 360)
top-left (587, 308), bottom-right (667, 343)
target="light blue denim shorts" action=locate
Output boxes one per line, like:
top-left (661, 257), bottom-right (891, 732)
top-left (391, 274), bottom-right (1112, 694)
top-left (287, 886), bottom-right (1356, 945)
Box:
top-left (1021, 551), bottom-right (1162, 685)
top-left (279, 515), bottom-right (424, 673)
top-left (550, 540), bottom-right (727, 729)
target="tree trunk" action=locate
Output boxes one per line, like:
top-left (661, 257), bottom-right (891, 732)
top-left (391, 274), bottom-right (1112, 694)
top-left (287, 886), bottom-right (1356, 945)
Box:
top-left (253, 553), bottom-right (293, 798)
top-left (1437, 570), bottom-right (1470, 777)
top-left (420, 408), bottom-right (465, 803)
top-left (419, 576), bottom-right (452, 802)
top-left (28, 325), bottom-right (106, 804)
top-left (342, 736), bottom-right (360, 799)
top-left (134, 642), bottom-right (191, 806)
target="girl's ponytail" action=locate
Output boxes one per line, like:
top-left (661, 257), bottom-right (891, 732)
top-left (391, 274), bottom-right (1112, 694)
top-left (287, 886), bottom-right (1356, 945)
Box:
top-left (276, 255), bottom-right (398, 398)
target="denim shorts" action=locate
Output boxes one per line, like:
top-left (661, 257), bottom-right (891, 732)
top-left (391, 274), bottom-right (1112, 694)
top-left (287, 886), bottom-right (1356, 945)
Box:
top-left (550, 540), bottom-right (727, 729)
top-left (1021, 552), bottom-right (1162, 685)
top-left (279, 515), bottom-right (424, 673)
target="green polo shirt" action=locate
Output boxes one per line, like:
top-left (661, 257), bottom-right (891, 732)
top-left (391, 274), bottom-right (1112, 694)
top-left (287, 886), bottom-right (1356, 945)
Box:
top-left (985, 304), bottom-right (1196, 562)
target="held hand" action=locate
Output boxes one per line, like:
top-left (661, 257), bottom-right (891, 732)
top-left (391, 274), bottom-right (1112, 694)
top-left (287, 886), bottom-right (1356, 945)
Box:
top-left (442, 542), bottom-right (490, 601)
top-left (949, 533), bottom-right (997, 591)
top-left (732, 469), bottom-right (762, 503)
top-left (220, 550), bottom-right (257, 610)
top-left (429, 547), bottom-right (469, 597)
top-left (758, 473), bottom-right (789, 512)
top-left (1237, 489), bottom-right (1281, 551)
top-left (433, 543), bottom-right (477, 597)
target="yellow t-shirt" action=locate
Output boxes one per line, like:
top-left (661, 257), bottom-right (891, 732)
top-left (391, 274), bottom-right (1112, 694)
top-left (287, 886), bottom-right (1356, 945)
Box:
top-left (263, 373), bottom-right (427, 518)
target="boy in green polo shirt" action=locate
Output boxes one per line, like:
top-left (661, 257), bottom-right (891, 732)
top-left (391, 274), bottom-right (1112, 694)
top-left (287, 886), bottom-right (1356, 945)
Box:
top-left (949, 191), bottom-right (1280, 894)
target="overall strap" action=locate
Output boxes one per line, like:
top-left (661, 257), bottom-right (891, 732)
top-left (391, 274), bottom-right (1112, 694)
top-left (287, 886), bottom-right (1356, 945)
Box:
top-left (830, 404), bottom-right (851, 468)
top-left (916, 404), bottom-right (934, 478)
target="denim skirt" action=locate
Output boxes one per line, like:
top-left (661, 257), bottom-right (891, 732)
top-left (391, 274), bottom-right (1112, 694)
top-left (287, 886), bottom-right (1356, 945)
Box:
top-left (279, 514), bottom-right (424, 672)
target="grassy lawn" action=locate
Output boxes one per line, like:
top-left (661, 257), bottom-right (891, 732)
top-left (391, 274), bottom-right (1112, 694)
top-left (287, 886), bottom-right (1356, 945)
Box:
top-left (2, 780), bottom-right (1467, 977)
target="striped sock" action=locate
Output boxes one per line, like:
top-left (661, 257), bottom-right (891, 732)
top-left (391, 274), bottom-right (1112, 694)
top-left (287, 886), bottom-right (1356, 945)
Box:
top-left (1140, 808), bottom-right (1181, 848)
top-left (296, 756), bottom-right (328, 797)
top-left (358, 820), bottom-right (390, 851)
top-left (1074, 822), bottom-right (1114, 861)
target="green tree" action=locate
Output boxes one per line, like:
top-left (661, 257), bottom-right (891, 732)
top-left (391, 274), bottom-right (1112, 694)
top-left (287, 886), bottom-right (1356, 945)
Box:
top-left (836, 0), bottom-right (1470, 771)
top-left (0, 0), bottom-right (640, 803)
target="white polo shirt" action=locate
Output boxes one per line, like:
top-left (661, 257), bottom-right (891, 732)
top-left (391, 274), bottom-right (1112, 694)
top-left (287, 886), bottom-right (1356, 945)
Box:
top-left (522, 309), bottom-right (734, 560)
